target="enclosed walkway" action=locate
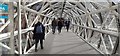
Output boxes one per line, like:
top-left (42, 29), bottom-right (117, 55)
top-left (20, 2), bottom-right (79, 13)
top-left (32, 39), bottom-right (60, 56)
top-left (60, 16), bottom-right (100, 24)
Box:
top-left (27, 29), bottom-right (99, 54)
top-left (0, 0), bottom-right (119, 56)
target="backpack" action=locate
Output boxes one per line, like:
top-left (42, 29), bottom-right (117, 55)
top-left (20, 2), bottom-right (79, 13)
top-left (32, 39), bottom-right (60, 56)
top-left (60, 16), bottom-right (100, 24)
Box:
top-left (36, 25), bottom-right (43, 33)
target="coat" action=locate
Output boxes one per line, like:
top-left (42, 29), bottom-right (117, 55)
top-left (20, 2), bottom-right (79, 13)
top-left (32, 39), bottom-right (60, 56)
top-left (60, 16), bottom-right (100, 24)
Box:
top-left (52, 20), bottom-right (57, 27)
top-left (65, 21), bottom-right (70, 26)
top-left (33, 22), bottom-right (45, 40)
top-left (58, 20), bottom-right (63, 27)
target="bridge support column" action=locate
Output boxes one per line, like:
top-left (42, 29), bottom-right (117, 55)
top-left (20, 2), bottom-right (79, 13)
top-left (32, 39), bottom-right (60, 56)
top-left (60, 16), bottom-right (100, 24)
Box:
top-left (17, 0), bottom-right (22, 54)
top-left (8, 2), bottom-right (15, 54)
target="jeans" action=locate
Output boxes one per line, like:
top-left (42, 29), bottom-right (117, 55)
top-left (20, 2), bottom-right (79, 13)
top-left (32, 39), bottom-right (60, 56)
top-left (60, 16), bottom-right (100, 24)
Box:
top-left (52, 26), bottom-right (56, 34)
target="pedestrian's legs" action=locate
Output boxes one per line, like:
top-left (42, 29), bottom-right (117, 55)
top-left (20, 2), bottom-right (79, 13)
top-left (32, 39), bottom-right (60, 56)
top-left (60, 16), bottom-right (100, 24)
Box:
top-left (40, 39), bottom-right (43, 49)
top-left (66, 25), bottom-right (67, 29)
top-left (52, 27), bottom-right (54, 34)
top-left (67, 27), bottom-right (68, 32)
top-left (35, 39), bottom-right (39, 52)
top-left (54, 26), bottom-right (56, 32)
top-left (58, 27), bottom-right (60, 33)
top-left (60, 27), bottom-right (61, 33)
top-left (59, 26), bottom-right (62, 33)
top-left (66, 25), bottom-right (69, 32)
top-left (52, 26), bottom-right (56, 34)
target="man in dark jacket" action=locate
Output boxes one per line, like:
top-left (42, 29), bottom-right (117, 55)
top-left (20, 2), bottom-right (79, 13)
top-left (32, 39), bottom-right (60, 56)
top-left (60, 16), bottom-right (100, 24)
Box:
top-left (65, 20), bottom-right (70, 32)
top-left (57, 19), bottom-right (63, 33)
top-left (33, 21), bottom-right (45, 52)
top-left (51, 18), bottom-right (57, 34)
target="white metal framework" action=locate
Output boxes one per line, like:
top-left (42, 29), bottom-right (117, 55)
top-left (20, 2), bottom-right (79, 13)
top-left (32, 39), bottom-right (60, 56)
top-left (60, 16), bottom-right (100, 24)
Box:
top-left (0, 0), bottom-right (119, 55)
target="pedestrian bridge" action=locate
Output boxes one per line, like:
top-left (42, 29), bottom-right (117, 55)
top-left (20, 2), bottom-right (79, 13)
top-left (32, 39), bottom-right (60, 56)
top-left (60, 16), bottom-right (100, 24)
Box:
top-left (0, 0), bottom-right (119, 56)
top-left (28, 29), bottom-right (100, 54)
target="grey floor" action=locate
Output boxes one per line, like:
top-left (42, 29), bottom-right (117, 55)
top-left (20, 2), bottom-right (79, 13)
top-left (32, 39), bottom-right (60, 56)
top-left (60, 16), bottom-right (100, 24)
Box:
top-left (28, 29), bottom-right (99, 54)
top-left (0, 46), bottom-right (2, 56)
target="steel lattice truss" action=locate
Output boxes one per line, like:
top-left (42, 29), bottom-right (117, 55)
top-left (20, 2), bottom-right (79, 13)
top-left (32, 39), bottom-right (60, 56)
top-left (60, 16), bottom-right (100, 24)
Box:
top-left (0, 0), bottom-right (119, 55)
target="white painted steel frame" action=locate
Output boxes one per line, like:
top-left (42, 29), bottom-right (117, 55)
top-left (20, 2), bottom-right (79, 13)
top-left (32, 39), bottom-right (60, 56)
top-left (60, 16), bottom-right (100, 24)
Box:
top-left (17, 0), bottom-right (22, 54)
top-left (72, 24), bottom-right (118, 54)
top-left (0, 0), bottom-right (119, 54)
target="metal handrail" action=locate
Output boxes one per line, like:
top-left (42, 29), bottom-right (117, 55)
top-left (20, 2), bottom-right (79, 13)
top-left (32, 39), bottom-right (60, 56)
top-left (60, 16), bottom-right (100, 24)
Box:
top-left (0, 24), bottom-right (51, 41)
top-left (0, 23), bottom-right (51, 54)
top-left (72, 24), bottom-right (118, 54)
top-left (72, 24), bottom-right (118, 37)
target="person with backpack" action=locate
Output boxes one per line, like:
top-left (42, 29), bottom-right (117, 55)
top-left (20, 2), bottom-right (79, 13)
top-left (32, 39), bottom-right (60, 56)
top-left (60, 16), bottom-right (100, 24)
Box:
top-left (33, 21), bottom-right (45, 52)
top-left (51, 18), bottom-right (57, 34)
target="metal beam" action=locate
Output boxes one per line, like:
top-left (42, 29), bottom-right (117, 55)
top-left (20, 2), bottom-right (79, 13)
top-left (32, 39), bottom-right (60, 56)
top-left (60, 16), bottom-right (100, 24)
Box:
top-left (72, 24), bottom-right (118, 37)
top-left (0, 24), bottom-right (51, 41)
top-left (26, 0), bottom-right (43, 7)
top-left (76, 5), bottom-right (118, 18)
top-left (17, 0), bottom-right (22, 54)
top-left (8, 2), bottom-right (15, 54)
top-left (13, 2), bottom-right (49, 17)
top-left (60, 0), bottom-right (66, 18)
top-left (0, 13), bottom-right (17, 32)
top-left (0, 43), bottom-right (18, 54)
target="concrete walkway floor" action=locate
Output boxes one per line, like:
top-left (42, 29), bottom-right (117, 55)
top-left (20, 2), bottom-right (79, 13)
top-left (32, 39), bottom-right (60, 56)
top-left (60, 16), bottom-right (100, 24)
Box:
top-left (28, 29), bottom-right (99, 54)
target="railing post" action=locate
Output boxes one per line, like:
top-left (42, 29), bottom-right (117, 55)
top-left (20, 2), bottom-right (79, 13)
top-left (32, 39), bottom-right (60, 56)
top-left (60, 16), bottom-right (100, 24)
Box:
top-left (118, 3), bottom-right (120, 56)
top-left (111, 2), bottom-right (120, 55)
top-left (17, 0), bottom-right (22, 54)
top-left (8, 2), bottom-right (15, 54)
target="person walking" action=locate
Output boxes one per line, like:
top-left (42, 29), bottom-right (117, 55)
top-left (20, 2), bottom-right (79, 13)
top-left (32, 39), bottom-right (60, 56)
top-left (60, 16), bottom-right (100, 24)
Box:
top-left (65, 20), bottom-right (70, 32)
top-left (51, 18), bottom-right (57, 34)
top-left (33, 21), bottom-right (45, 52)
top-left (57, 19), bottom-right (63, 34)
